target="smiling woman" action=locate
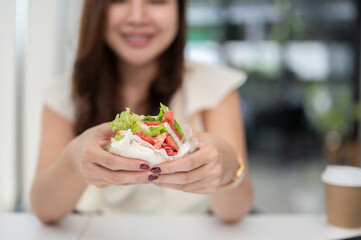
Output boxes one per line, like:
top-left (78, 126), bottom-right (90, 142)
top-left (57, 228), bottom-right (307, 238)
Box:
top-left (30, 0), bottom-right (252, 224)
top-left (105, 0), bottom-right (179, 65)
top-left (72, 0), bottom-right (186, 134)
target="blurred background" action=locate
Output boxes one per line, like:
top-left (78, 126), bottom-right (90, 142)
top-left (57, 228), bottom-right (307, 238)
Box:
top-left (0, 0), bottom-right (360, 214)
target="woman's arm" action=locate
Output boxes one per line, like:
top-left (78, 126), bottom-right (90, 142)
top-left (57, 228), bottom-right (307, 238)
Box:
top-left (203, 90), bottom-right (253, 223)
top-left (30, 106), bottom-right (87, 224)
top-left (150, 90), bottom-right (253, 223)
top-left (31, 106), bottom-right (152, 224)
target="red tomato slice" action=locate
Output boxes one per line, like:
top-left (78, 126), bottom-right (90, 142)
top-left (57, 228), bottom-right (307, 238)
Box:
top-left (164, 147), bottom-right (177, 156)
top-left (165, 135), bottom-right (178, 151)
top-left (163, 110), bottom-right (182, 140)
top-left (144, 121), bottom-right (161, 126)
top-left (135, 130), bottom-right (154, 145)
top-left (153, 132), bottom-right (168, 149)
top-left (164, 110), bottom-right (174, 126)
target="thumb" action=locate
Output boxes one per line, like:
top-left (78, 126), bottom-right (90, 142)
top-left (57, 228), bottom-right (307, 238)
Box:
top-left (96, 122), bottom-right (115, 145)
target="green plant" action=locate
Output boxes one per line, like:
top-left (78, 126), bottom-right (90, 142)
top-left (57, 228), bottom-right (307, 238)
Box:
top-left (303, 84), bottom-right (360, 137)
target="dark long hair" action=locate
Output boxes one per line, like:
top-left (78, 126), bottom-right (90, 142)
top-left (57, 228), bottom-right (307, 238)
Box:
top-left (72, 0), bottom-right (187, 135)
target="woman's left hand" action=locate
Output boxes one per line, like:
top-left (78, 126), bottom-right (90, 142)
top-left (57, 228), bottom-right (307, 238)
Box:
top-left (149, 131), bottom-right (239, 194)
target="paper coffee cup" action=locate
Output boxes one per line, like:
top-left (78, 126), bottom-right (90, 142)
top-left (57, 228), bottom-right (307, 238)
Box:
top-left (322, 166), bottom-right (361, 228)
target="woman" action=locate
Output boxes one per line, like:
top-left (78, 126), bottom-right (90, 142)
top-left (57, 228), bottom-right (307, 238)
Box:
top-left (30, 0), bottom-right (253, 224)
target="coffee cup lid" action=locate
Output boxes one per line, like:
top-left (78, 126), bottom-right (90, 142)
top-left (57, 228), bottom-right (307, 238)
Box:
top-left (322, 165), bottom-right (361, 187)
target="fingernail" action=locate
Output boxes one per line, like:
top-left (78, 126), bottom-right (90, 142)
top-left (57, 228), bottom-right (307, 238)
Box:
top-left (148, 174), bottom-right (158, 181)
top-left (140, 164), bottom-right (150, 170)
top-left (151, 167), bottom-right (161, 173)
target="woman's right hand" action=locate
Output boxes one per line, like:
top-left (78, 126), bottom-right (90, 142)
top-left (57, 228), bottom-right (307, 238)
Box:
top-left (72, 123), bottom-right (151, 188)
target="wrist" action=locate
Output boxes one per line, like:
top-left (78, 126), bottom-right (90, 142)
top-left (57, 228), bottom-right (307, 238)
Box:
top-left (67, 138), bottom-right (88, 189)
top-left (220, 155), bottom-right (245, 189)
top-left (64, 137), bottom-right (82, 176)
top-left (220, 152), bottom-right (239, 186)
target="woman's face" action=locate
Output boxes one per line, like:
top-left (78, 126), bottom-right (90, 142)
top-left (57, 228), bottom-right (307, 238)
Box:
top-left (105, 0), bottom-right (179, 66)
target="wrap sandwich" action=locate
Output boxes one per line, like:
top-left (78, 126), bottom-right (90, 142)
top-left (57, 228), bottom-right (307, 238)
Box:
top-left (108, 104), bottom-right (197, 165)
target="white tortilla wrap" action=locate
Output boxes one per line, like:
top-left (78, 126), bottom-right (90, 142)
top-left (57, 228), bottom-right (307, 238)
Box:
top-left (109, 127), bottom-right (198, 166)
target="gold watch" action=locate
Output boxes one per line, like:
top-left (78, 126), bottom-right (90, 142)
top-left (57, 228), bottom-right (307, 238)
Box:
top-left (220, 155), bottom-right (245, 189)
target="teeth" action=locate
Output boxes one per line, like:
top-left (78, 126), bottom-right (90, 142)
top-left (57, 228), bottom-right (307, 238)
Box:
top-left (126, 35), bottom-right (149, 41)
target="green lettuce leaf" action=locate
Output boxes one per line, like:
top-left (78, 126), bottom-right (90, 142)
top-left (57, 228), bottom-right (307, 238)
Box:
top-left (174, 120), bottom-right (184, 137)
top-left (149, 123), bottom-right (168, 137)
top-left (114, 135), bottom-right (124, 141)
top-left (131, 122), bottom-right (151, 135)
top-left (143, 115), bottom-right (156, 121)
top-left (109, 108), bottom-right (141, 132)
top-left (156, 103), bottom-right (169, 122)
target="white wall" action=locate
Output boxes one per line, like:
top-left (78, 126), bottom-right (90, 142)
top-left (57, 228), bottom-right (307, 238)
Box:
top-left (22, 0), bottom-right (58, 210)
top-left (22, 0), bottom-right (83, 210)
top-left (0, 0), bottom-right (16, 211)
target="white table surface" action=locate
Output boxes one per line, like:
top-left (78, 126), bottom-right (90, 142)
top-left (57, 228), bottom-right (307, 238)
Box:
top-left (1, 213), bottom-right (361, 240)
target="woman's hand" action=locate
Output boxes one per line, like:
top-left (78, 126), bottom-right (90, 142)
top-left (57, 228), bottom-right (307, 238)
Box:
top-left (149, 131), bottom-right (239, 194)
top-left (73, 123), bottom-right (152, 188)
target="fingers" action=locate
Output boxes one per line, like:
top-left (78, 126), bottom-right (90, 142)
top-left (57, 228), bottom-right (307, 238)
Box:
top-left (149, 140), bottom-right (223, 194)
top-left (86, 162), bottom-right (150, 185)
top-left (78, 122), bottom-right (155, 187)
top-left (97, 122), bottom-right (115, 137)
top-left (94, 123), bottom-right (116, 147)
top-left (153, 147), bottom-right (212, 174)
top-left (82, 144), bottom-right (150, 171)
top-left (153, 176), bottom-right (220, 194)
top-left (153, 163), bottom-right (219, 185)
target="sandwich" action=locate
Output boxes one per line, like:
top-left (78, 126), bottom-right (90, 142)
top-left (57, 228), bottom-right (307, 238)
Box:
top-left (108, 103), bottom-right (197, 165)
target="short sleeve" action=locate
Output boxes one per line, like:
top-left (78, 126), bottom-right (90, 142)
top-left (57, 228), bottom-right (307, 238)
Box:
top-left (42, 75), bottom-right (75, 124)
top-left (183, 61), bottom-right (247, 118)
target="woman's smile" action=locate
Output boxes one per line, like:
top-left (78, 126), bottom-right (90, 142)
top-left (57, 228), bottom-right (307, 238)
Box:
top-left (122, 32), bottom-right (154, 48)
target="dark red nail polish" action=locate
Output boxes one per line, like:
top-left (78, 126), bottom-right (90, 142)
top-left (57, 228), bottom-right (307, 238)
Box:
top-left (140, 164), bottom-right (150, 170)
top-left (151, 167), bottom-right (161, 173)
top-left (148, 174), bottom-right (158, 181)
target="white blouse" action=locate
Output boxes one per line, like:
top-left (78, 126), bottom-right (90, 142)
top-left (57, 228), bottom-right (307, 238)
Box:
top-left (43, 61), bottom-right (246, 214)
